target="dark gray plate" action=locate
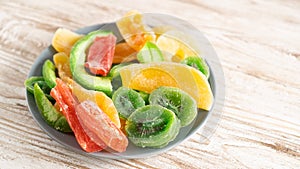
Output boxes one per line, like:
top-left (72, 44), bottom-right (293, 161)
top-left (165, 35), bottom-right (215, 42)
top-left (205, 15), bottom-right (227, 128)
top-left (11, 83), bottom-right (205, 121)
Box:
top-left (25, 23), bottom-right (215, 159)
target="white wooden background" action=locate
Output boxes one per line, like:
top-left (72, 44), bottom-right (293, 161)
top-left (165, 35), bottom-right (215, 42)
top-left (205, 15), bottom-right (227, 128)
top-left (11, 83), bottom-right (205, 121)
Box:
top-left (0, 0), bottom-right (299, 168)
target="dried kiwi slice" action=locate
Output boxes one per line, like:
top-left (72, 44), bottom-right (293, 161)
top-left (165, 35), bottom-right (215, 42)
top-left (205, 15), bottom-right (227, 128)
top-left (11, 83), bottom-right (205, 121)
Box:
top-left (149, 86), bottom-right (197, 127)
top-left (137, 90), bottom-right (150, 105)
top-left (108, 63), bottom-right (131, 78)
top-left (137, 42), bottom-right (164, 63)
top-left (112, 87), bottom-right (145, 119)
top-left (126, 105), bottom-right (180, 148)
top-left (181, 56), bottom-right (210, 78)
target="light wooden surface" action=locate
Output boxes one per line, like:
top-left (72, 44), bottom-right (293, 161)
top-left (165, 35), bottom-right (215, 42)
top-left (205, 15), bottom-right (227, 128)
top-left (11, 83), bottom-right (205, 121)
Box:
top-left (0, 0), bottom-right (299, 168)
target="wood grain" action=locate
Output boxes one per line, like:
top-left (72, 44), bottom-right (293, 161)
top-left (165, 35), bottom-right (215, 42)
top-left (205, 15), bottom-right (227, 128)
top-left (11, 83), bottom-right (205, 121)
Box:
top-left (0, 0), bottom-right (299, 168)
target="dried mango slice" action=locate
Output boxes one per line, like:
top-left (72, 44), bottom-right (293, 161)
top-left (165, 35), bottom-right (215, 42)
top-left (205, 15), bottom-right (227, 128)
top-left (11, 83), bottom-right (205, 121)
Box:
top-left (156, 33), bottom-right (197, 62)
top-left (53, 52), bottom-right (72, 83)
top-left (113, 42), bottom-right (136, 64)
top-left (52, 28), bottom-right (83, 55)
top-left (120, 62), bottom-right (214, 110)
top-left (116, 11), bottom-right (156, 51)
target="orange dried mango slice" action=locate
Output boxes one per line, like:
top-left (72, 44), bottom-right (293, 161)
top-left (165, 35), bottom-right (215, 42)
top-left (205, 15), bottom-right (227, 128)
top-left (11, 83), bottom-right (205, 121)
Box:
top-left (120, 62), bottom-right (214, 110)
top-left (113, 42), bottom-right (136, 64)
top-left (129, 68), bottom-right (178, 93)
top-left (116, 11), bottom-right (156, 51)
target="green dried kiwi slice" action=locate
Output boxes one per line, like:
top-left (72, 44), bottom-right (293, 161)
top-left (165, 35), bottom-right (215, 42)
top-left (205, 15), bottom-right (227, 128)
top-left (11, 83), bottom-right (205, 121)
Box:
top-left (24, 76), bottom-right (54, 101)
top-left (137, 90), bottom-right (150, 105)
top-left (108, 63), bottom-right (131, 78)
top-left (112, 87), bottom-right (145, 119)
top-left (110, 63), bottom-right (131, 92)
top-left (181, 56), bottom-right (210, 78)
top-left (149, 86), bottom-right (197, 127)
top-left (137, 41), bottom-right (164, 63)
top-left (125, 105), bottom-right (180, 148)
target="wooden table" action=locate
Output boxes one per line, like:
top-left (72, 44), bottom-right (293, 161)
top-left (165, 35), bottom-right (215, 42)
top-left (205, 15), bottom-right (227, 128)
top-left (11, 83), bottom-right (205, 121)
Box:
top-left (0, 0), bottom-right (299, 168)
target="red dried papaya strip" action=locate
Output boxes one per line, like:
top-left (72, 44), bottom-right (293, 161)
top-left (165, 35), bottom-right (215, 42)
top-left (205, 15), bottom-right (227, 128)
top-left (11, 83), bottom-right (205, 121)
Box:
top-left (50, 78), bottom-right (106, 152)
